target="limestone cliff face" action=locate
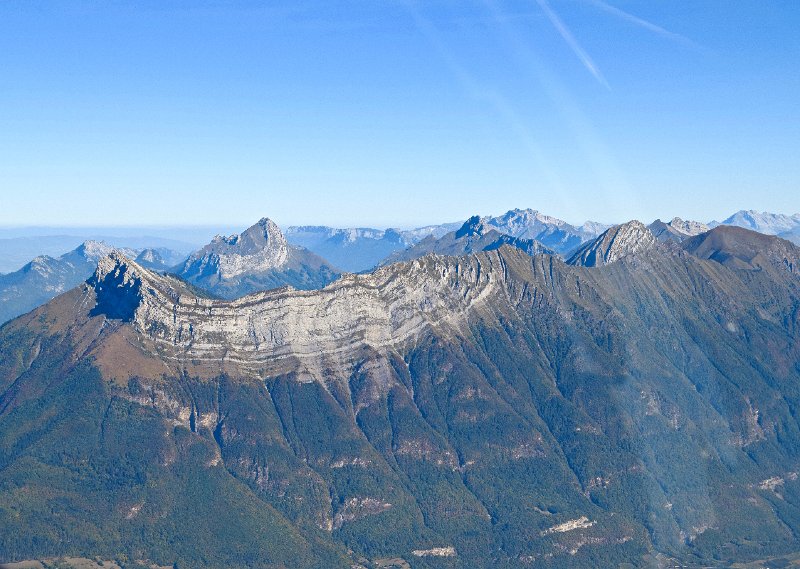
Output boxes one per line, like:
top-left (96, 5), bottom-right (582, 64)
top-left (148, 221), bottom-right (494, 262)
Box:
top-left (92, 249), bottom-right (503, 379)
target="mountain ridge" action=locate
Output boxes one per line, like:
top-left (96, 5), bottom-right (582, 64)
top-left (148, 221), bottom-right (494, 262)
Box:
top-left (5, 229), bottom-right (800, 567)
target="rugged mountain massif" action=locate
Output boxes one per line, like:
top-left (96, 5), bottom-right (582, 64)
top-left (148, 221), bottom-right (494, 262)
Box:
top-left (284, 209), bottom-right (607, 272)
top-left (481, 208), bottom-right (607, 255)
top-left (382, 215), bottom-right (554, 265)
top-left (2, 224), bottom-right (800, 568)
top-left (175, 218), bottom-right (340, 299)
top-left (0, 242), bottom-right (185, 326)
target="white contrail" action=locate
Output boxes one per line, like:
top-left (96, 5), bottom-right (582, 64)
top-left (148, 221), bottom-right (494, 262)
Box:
top-left (584, 0), bottom-right (700, 50)
top-left (535, 0), bottom-right (610, 90)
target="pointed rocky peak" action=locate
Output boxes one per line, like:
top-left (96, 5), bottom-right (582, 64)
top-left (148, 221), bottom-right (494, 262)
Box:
top-left (136, 248), bottom-right (162, 264)
top-left (185, 217), bottom-right (290, 279)
top-left (454, 215), bottom-right (491, 238)
top-left (75, 240), bottom-right (115, 260)
top-left (580, 220), bottom-right (611, 236)
top-left (568, 220), bottom-right (656, 267)
top-left (92, 251), bottom-right (150, 288)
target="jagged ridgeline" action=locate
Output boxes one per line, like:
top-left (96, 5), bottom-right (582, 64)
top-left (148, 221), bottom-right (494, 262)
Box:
top-left (2, 224), bottom-right (800, 568)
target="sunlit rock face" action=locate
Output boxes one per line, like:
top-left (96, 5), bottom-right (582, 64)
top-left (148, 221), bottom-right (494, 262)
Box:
top-left (568, 220), bottom-right (656, 267)
top-left (184, 218), bottom-right (290, 280)
top-left (176, 217), bottom-right (339, 298)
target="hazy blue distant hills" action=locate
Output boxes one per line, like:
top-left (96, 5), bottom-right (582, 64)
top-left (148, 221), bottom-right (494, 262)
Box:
top-left (0, 241), bottom-right (190, 325)
top-left (716, 209), bottom-right (800, 234)
top-left (0, 235), bottom-right (90, 274)
top-left (714, 209), bottom-right (800, 245)
top-left (134, 247), bottom-right (188, 271)
top-left (175, 218), bottom-right (339, 299)
top-left (3, 226), bottom-right (800, 567)
top-left (4, 209), bottom-right (798, 277)
top-left (284, 222), bottom-right (462, 272)
top-left (0, 233), bottom-right (198, 273)
top-left (285, 226), bottom-right (410, 273)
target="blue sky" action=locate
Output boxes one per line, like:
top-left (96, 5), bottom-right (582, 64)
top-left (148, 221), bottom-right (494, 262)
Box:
top-left (0, 0), bottom-right (798, 228)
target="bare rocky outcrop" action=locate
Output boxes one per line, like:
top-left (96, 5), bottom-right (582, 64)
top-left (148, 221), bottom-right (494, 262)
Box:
top-left (568, 221), bottom-right (656, 267)
top-left (89, 249), bottom-right (503, 380)
top-left (175, 217), bottom-right (339, 298)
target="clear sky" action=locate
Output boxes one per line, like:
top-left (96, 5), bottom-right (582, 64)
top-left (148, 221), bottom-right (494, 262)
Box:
top-left (0, 1), bottom-right (798, 228)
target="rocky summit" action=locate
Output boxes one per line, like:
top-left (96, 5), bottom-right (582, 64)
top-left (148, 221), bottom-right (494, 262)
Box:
top-left (175, 217), bottom-right (340, 299)
top-left (567, 220), bottom-right (656, 267)
top-left (0, 240), bottom-right (136, 325)
top-left (2, 226), bottom-right (800, 568)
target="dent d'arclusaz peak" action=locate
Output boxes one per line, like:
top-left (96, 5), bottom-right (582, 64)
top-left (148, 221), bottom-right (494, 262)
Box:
top-left (175, 217), bottom-right (340, 299)
top-left (3, 214), bottom-right (800, 568)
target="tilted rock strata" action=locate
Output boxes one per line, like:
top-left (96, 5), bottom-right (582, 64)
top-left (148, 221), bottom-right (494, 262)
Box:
top-left (91, 251), bottom-right (502, 378)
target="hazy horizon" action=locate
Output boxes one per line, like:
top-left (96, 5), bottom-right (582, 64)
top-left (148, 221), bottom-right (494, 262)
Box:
top-left (1, 206), bottom-right (798, 237)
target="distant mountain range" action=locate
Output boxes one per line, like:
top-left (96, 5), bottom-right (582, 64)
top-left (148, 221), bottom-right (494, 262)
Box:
top-left (3, 220), bottom-right (800, 567)
top-left (284, 222), bottom-right (462, 273)
top-left (381, 215), bottom-right (555, 265)
top-left (2, 209), bottom-right (799, 327)
top-left (713, 210), bottom-right (800, 244)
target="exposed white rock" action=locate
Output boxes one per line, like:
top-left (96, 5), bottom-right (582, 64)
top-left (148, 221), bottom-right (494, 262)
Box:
top-left (332, 497), bottom-right (392, 529)
top-left (568, 221), bottom-right (656, 267)
top-left (184, 218), bottom-right (290, 280)
top-left (668, 217), bottom-right (709, 237)
top-left (411, 547), bottom-right (456, 557)
top-left (91, 250), bottom-right (500, 379)
top-left (759, 476), bottom-right (784, 491)
top-left (540, 516), bottom-right (595, 536)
